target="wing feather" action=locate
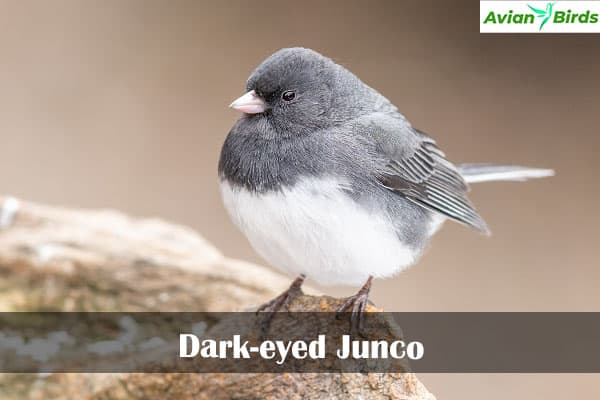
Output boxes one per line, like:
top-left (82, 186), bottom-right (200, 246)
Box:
top-left (527, 5), bottom-right (547, 15)
top-left (378, 131), bottom-right (489, 234)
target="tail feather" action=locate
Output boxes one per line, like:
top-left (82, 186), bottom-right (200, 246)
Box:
top-left (457, 163), bottom-right (554, 184)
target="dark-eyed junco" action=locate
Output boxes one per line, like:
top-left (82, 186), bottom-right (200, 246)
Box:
top-left (219, 48), bottom-right (552, 330)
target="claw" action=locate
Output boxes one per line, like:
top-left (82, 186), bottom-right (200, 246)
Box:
top-left (256, 274), bottom-right (305, 338)
top-left (336, 276), bottom-right (373, 337)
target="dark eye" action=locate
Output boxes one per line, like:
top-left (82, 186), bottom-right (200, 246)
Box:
top-left (281, 90), bottom-right (296, 102)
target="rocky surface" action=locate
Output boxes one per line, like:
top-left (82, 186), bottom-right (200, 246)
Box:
top-left (0, 195), bottom-right (436, 400)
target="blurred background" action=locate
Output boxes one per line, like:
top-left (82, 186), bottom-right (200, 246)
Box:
top-left (1, 1), bottom-right (598, 398)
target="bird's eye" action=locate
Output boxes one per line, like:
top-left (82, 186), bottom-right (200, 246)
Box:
top-left (281, 90), bottom-right (296, 102)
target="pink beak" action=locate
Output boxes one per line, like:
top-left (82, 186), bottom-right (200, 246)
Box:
top-left (229, 90), bottom-right (267, 114)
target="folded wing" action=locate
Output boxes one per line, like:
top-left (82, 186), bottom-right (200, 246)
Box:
top-left (372, 124), bottom-right (490, 234)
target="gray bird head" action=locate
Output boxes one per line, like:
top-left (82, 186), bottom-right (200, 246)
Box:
top-left (229, 47), bottom-right (394, 137)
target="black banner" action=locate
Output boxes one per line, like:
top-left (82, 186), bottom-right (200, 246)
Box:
top-left (0, 312), bottom-right (598, 373)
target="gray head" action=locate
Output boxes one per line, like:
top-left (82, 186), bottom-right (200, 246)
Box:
top-left (229, 47), bottom-right (394, 137)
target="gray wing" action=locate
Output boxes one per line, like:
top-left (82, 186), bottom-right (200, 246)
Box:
top-left (369, 119), bottom-right (489, 234)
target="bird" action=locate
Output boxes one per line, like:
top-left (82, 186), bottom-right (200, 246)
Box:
top-left (218, 47), bottom-right (553, 333)
top-left (528, 2), bottom-right (555, 31)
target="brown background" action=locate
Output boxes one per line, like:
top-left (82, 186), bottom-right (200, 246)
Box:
top-left (1, 1), bottom-right (598, 398)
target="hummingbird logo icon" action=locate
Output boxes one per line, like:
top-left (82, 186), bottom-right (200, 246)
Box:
top-left (528, 2), bottom-right (556, 31)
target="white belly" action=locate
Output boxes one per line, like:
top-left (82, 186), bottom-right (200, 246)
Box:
top-left (220, 177), bottom-right (419, 286)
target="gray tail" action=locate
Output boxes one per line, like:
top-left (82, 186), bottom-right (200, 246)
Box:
top-left (457, 163), bottom-right (554, 184)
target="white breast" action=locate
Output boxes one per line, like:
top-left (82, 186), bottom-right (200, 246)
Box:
top-left (220, 177), bottom-right (420, 286)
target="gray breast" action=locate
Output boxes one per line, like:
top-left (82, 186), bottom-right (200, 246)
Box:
top-left (218, 115), bottom-right (367, 193)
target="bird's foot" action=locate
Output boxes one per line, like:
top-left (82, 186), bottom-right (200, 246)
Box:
top-left (336, 276), bottom-right (373, 337)
top-left (256, 274), bottom-right (305, 337)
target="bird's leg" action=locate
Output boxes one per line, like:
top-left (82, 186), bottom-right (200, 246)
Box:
top-left (336, 276), bottom-right (373, 336)
top-left (256, 273), bottom-right (305, 336)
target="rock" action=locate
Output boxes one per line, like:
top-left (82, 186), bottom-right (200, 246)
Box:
top-left (0, 196), bottom-right (436, 399)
